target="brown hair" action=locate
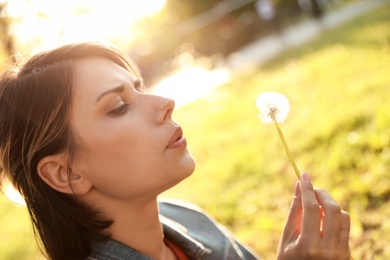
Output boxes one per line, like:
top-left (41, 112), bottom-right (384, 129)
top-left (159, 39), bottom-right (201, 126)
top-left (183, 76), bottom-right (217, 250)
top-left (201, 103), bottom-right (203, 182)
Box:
top-left (0, 42), bottom-right (141, 260)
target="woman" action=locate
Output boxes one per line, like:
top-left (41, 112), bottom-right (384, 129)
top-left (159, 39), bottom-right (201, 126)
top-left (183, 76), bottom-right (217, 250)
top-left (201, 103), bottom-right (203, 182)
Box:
top-left (0, 42), bottom-right (350, 260)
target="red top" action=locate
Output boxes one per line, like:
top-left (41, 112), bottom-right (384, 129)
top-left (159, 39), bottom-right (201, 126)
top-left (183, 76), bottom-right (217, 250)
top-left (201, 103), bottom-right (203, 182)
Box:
top-left (164, 238), bottom-right (190, 260)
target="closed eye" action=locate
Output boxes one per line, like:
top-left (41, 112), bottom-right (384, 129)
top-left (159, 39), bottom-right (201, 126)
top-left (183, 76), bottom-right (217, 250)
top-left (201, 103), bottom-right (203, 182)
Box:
top-left (108, 103), bottom-right (129, 115)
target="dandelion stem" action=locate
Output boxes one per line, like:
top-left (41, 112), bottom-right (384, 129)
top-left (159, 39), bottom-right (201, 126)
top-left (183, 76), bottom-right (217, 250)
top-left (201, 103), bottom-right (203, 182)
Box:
top-left (273, 121), bottom-right (300, 180)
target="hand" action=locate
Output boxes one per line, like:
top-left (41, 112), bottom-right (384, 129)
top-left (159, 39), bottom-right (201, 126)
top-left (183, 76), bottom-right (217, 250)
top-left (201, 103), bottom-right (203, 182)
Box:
top-left (277, 173), bottom-right (351, 259)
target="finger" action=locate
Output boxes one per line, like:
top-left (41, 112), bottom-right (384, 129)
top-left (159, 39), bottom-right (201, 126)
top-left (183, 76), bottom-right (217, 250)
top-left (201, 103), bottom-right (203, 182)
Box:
top-left (314, 188), bottom-right (342, 245)
top-left (300, 173), bottom-right (321, 239)
top-left (279, 182), bottom-right (302, 246)
top-left (286, 182), bottom-right (303, 234)
top-left (339, 210), bottom-right (350, 247)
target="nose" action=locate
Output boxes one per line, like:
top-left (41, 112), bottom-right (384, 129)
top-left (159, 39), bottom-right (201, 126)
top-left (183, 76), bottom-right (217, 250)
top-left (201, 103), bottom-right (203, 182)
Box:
top-left (153, 95), bottom-right (175, 124)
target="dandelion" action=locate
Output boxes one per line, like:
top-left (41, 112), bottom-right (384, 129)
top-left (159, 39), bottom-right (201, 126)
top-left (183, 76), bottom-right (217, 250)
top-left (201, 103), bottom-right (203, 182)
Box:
top-left (256, 92), bottom-right (300, 180)
top-left (257, 92), bottom-right (354, 260)
top-left (256, 92), bottom-right (290, 124)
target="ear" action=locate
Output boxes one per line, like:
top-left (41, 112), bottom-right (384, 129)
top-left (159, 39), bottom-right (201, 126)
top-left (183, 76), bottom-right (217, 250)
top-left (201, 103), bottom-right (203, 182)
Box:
top-left (37, 153), bottom-right (93, 195)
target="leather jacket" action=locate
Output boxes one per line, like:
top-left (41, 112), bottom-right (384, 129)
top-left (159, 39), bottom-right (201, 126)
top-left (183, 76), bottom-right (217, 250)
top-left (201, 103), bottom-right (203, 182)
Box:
top-left (88, 199), bottom-right (260, 260)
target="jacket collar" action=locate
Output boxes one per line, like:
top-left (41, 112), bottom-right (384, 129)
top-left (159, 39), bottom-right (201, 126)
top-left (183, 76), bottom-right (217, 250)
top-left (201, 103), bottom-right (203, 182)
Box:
top-left (88, 215), bottom-right (211, 260)
top-left (161, 215), bottom-right (212, 259)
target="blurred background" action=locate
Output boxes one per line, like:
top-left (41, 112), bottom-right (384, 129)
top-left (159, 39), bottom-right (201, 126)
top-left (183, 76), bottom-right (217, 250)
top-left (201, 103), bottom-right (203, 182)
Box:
top-left (0, 0), bottom-right (389, 259)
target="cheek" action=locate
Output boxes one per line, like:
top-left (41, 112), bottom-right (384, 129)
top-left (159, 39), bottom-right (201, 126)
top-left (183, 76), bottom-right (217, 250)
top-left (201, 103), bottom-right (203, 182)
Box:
top-left (74, 126), bottom-right (156, 179)
top-left (75, 148), bottom-right (146, 198)
top-left (79, 119), bottom-right (145, 157)
top-left (80, 135), bottom-right (141, 171)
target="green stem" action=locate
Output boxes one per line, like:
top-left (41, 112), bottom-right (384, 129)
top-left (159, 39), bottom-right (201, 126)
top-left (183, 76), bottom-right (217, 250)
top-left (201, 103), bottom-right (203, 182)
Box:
top-left (273, 121), bottom-right (300, 180)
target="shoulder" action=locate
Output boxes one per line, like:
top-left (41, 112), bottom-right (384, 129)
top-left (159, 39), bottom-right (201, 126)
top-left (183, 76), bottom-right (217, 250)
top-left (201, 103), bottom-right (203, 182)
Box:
top-left (158, 199), bottom-right (260, 260)
top-left (158, 198), bottom-right (222, 232)
top-left (158, 198), bottom-right (215, 235)
top-left (158, 198), bottom-right (208, 216)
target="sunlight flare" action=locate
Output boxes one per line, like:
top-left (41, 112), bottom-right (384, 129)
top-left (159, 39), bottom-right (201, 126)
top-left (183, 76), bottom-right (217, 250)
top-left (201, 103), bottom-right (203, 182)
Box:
top-left (5, 0), bottom-right (166, 50)
top-left (152, 66), bottom-right (230, 108)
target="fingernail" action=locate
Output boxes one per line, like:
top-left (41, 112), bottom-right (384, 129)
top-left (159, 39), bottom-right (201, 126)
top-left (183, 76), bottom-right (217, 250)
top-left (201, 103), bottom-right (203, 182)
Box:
top-left (294, 181), bottom-right (300, 197)
top-left (301, 172), bottom-right (310, 183)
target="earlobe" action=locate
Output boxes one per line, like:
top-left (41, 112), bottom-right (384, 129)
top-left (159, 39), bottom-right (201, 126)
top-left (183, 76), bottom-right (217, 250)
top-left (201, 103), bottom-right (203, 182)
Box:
top-left (37, 154), bottom-right (92, 195)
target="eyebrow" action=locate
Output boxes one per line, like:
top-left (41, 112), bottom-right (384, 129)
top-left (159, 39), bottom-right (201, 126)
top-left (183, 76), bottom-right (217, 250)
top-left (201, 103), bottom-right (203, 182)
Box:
top-left (96, 85), bottom-right (125, 103)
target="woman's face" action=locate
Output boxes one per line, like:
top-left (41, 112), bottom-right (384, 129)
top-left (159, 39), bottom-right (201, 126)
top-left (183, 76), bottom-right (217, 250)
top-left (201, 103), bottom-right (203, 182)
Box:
top-left (70, 57), bottom-right (195, 200)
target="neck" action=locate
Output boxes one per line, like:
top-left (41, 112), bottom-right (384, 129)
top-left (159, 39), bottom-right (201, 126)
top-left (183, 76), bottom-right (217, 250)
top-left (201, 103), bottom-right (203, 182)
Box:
top-left (93, 196), bottom-right (177, 260)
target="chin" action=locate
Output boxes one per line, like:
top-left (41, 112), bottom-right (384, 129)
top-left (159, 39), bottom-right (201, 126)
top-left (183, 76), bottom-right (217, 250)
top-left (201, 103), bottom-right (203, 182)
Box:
top-left (172, 154), bottom-right (196, 185)
top-left (184, 152), bottom-right (196, 175)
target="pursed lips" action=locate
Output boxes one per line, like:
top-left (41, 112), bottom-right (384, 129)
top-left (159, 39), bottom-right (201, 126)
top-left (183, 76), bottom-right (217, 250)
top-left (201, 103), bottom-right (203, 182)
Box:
top-left (167, 126), bottom-right (187, 149)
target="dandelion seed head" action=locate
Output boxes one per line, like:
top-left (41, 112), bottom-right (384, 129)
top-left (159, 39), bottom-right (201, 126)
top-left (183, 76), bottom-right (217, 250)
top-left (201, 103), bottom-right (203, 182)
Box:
top-left (256, 92), bottom-right (290, 123)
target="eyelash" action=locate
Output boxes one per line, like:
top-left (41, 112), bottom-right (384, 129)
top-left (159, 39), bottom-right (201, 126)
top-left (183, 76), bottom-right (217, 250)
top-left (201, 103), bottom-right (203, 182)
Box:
top-left (106, 79), bottom-right (143, 116)
top-left (109, 103), bottom-right (129, 115)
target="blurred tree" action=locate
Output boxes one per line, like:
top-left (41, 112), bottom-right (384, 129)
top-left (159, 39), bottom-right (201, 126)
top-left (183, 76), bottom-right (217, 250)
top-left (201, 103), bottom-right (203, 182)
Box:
top-left (310, 0), bottom-right (323, 19)
top-left (274, 0), bottom-right (300, 8)
top-left (164, 0), bottom-right (220, 23)
top-left (132, 0), bottom-right (306, 86)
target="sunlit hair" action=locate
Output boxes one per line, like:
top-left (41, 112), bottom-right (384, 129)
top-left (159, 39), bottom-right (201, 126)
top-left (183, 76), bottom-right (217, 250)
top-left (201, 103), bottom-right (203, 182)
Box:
top-left (0, 42), bottom-right (141, 260)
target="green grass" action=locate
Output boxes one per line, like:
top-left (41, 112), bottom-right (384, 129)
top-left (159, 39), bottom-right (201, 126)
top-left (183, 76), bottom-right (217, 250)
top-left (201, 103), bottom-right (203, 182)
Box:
top-left (1, 3), bottom-right (390, 259)
top-left (0, 197), bottom-right (41, 259)
top-left (163, 4), bottom-right (390, 259)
